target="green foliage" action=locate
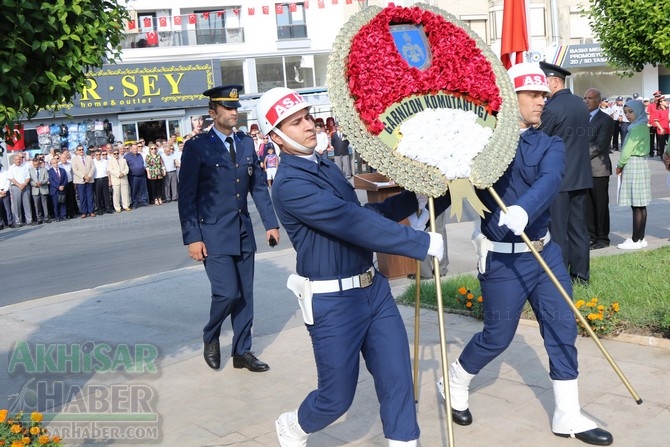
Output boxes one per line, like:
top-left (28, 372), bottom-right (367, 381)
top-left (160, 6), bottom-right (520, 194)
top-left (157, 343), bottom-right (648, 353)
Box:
top-left (585, 0), bottom-right (670, 71)
top-left (0, 0), bottom-right (129, 149)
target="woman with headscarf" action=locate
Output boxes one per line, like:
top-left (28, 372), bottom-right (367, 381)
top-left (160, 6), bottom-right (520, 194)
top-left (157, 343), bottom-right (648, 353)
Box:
top-left (615, 99), bottom-right (651, 250)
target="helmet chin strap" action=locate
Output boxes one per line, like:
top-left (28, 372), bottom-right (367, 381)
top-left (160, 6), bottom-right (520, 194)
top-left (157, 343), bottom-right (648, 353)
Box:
top-left (272, 128), bottom-right (314, 154)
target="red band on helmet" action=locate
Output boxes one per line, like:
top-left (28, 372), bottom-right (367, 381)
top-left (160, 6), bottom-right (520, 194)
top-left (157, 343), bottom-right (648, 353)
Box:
top-left (513, 74), bottom-right (548, 90)
top-left (264, 92), bottom-right (305, 125)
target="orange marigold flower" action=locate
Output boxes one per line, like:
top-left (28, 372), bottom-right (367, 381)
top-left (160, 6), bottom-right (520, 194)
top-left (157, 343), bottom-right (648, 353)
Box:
top-left (11, 441), bottom-right (23, 447)
top-left (591, 297), bottom-right (598, 303)
top-left (11, 424), bottom-right (22, 433)
top-left (30, 412), bottom-right (43, 423)
top-left (597, 305), bottom-right (605, 311)
top-left (587, 313), bottom-right (598, 320)
top-left (586, 302), bottom-right (596, 307)
top-left (477, 296), bottom-right (483, 303)
top-left (30, 426), bottom-right (41, 435)
top-left (466, 302), bottom-right (473, 308)
top-left (52, 436), bottom-right (61, 443)
top-left (466, 293), bottom-right (474, 300)
top-left (0, 409), bottom-right (7, 422)
top-left (457, 287), bottom-right (467, 295)
top-left (575, 299), bottom-right (585, 308)
top-left (612, 303), bottom-right (620, 312)
top-left (22, 437), bottom-right (31, 445)
top-left (38, 435), bottom-right (50, 445)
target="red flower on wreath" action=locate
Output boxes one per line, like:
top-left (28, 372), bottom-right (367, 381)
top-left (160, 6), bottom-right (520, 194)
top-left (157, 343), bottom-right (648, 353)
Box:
top-left (347, 6), bottom-right (502, 134)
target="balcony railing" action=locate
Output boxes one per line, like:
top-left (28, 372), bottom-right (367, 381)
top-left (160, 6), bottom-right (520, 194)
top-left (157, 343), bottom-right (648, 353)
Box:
top-left (121, 27), bottom-right (245, 49)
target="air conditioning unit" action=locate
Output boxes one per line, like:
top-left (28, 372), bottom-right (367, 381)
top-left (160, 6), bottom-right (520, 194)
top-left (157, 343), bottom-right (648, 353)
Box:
top-left (580, 37), bottom-right (594, 44)
top-left (529, 50), bottom-right (543, 63)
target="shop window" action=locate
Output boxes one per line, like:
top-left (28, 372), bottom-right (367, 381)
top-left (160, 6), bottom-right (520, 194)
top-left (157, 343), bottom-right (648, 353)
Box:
top-left (257, 57), bottom-right (286, 92)
top-left (195, 7), bottom-right (245, 45)
top-left (220, 60), bottom-right (245, 86)
top-left (285, 56), bottom-right (314, 89)
top-left (276, 3), bottom-right (307, 40)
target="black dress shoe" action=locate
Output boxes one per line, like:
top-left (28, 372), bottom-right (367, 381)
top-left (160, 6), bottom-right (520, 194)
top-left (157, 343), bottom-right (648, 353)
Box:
top-left (589, 242), bottom-right (609, 250)
top-left (232, 352), bottom-right (269, 372)
top-left (451, 408), bottom-right (473, 426)
top-left (555, 428), bottom-right (613, 446)
top-left (203, 340), bottom-right (221, 370)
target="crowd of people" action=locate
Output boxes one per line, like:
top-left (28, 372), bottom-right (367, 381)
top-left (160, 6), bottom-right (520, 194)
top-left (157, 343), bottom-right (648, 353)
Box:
top-left (0, 137), bottom-right (183, 229)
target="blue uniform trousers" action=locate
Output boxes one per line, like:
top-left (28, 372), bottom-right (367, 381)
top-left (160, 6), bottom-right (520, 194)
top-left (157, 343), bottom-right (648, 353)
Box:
top-left (459, 242), bottom-right (579, 381)
top-left (298, 272), bottom-right (420, 441)
top-left (202, 229), bottom-right (254, 356)
top-left (75, 183), bottom-right (94, 215)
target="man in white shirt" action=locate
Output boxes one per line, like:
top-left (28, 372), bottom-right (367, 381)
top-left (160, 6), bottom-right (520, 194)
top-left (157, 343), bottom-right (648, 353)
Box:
top-left (92, 149), bottom-right (112, 214)
top-left (314, 122), bottom-right (331, 157)
top-left (609, 96), bottom-right (629, 151)
top-left (160, 144), bottom-right (179, 202)
top-left (7, 153), bottom-right (34, 226)
top-left (0, 162), bottom-right (15, 229)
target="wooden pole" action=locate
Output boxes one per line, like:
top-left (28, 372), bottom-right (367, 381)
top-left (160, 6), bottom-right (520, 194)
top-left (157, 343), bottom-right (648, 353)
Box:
top-left (428, 197), bottom-right (456, 445)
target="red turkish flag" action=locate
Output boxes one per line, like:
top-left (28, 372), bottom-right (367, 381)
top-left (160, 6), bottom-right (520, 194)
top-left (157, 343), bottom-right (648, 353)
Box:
top-left (217, 11), bottom-right (224, 17)
top-left (318, 0), bottom-right (325, 8)
top-left (127, 19), bottom-right (136, 30)
top-left (146, 31), bottom-right (158, 46)
top-left (233, 9), bottom-right (239, 15)
top-left (188, 14), bottom-right (196, 24)
top-left (262, 5), bottom-right (270, 14)
top-left (276, 4), bottom-right (284, 14)
top-left (143, 17), bottom-right (152, 28)
top-left (305, 0), bottom-right (309, 8)
top-left (159, 17), bottom-right (167, 27)
top-left (332, 0), bottom-right (338, 4)
top-left (289, 3), bottom-right (297, 12)
top-left (500, 0), bottom-right (529, 69)
top-left (202, 12), bottom-right (210, 19)
top-left (248, 7), bottom-right (255, 15)
top-left (346, 0), bottom-right (352, 3)
top-left (174, 16), bottom-right (182, 25)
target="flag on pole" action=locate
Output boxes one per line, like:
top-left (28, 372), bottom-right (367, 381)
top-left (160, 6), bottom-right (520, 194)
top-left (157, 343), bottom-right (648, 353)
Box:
top-left (500, 0), bottom-right (529, 69)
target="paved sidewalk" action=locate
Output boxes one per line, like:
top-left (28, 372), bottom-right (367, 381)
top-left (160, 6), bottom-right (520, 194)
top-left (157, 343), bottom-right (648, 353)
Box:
top-left (2, 164), bottom-right (670, 446)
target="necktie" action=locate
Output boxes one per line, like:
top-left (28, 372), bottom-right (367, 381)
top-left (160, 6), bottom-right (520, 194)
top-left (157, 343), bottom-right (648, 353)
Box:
top-left (226, 137), bottom-right (236, 164)
top-left (56, 168), bottom-right (60, 179)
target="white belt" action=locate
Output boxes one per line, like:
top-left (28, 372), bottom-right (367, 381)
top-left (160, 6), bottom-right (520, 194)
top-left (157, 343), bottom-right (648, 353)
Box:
top-left (489, 231), bottom-right (551, 254)
top-left (309, 267), bottom-right (375, 294)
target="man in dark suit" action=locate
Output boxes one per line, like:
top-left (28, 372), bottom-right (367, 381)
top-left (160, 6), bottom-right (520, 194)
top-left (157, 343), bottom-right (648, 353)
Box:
top-left (48, 157), bottom-right (68, 221)
top-left (583, 88), bottom-right (616, 250)
top-left (539, 62), bottom-right (592, 284)
top-left (178, 84), bottom-right (280, 372)
top-left (331, 124), bottom-right (351, 179)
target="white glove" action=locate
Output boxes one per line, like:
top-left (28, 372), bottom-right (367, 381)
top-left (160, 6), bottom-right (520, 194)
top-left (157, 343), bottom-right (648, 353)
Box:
top-left (427, 232), bottom-right (444, 262)
top-left (408, 209), bottom-right (430, 231)
top-left (498, 205), bottom-right (528, 236)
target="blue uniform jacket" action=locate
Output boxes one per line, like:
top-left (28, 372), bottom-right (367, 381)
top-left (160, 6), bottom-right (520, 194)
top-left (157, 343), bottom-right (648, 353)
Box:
top-left (479, 127), bottom-right (565, 242)
top-left (178, 129), bottom-right (279, 255)
top-left (272, 153), bottom-right (430, 280)
top-left (541, 88), bottom-right (592, 192)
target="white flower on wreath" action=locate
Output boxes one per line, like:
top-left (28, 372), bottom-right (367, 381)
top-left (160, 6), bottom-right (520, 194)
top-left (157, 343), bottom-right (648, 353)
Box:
top-left (396, 108), bottom-right (493, 180)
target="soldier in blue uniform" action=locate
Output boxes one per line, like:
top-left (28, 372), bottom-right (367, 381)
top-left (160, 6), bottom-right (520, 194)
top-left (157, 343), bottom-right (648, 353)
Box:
top-left (438, 63), bottom-right (613, 446)
top-left (256, 87), bottom-right (444, 447)
top-left (178, 84), bottom-right (280, 372)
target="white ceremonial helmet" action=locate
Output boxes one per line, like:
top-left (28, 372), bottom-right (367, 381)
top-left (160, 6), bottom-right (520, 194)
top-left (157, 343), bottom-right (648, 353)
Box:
top-left (507, 63), bottom-right (550, 93)
top-left (256, 87), bottom-right (313, 153)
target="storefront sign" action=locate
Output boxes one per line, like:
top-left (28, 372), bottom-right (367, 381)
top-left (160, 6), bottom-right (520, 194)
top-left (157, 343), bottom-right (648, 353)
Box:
top-left (35, 60), bottom-right (219, 118)
top-left (551, 43), bottom-right (608, 68)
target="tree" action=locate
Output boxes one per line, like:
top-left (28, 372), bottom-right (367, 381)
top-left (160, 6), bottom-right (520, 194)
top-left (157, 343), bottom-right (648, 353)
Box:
top-left (0, 0), bottom-right (129, 154)
top-left (586, 0), bottom-right (670, 72)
